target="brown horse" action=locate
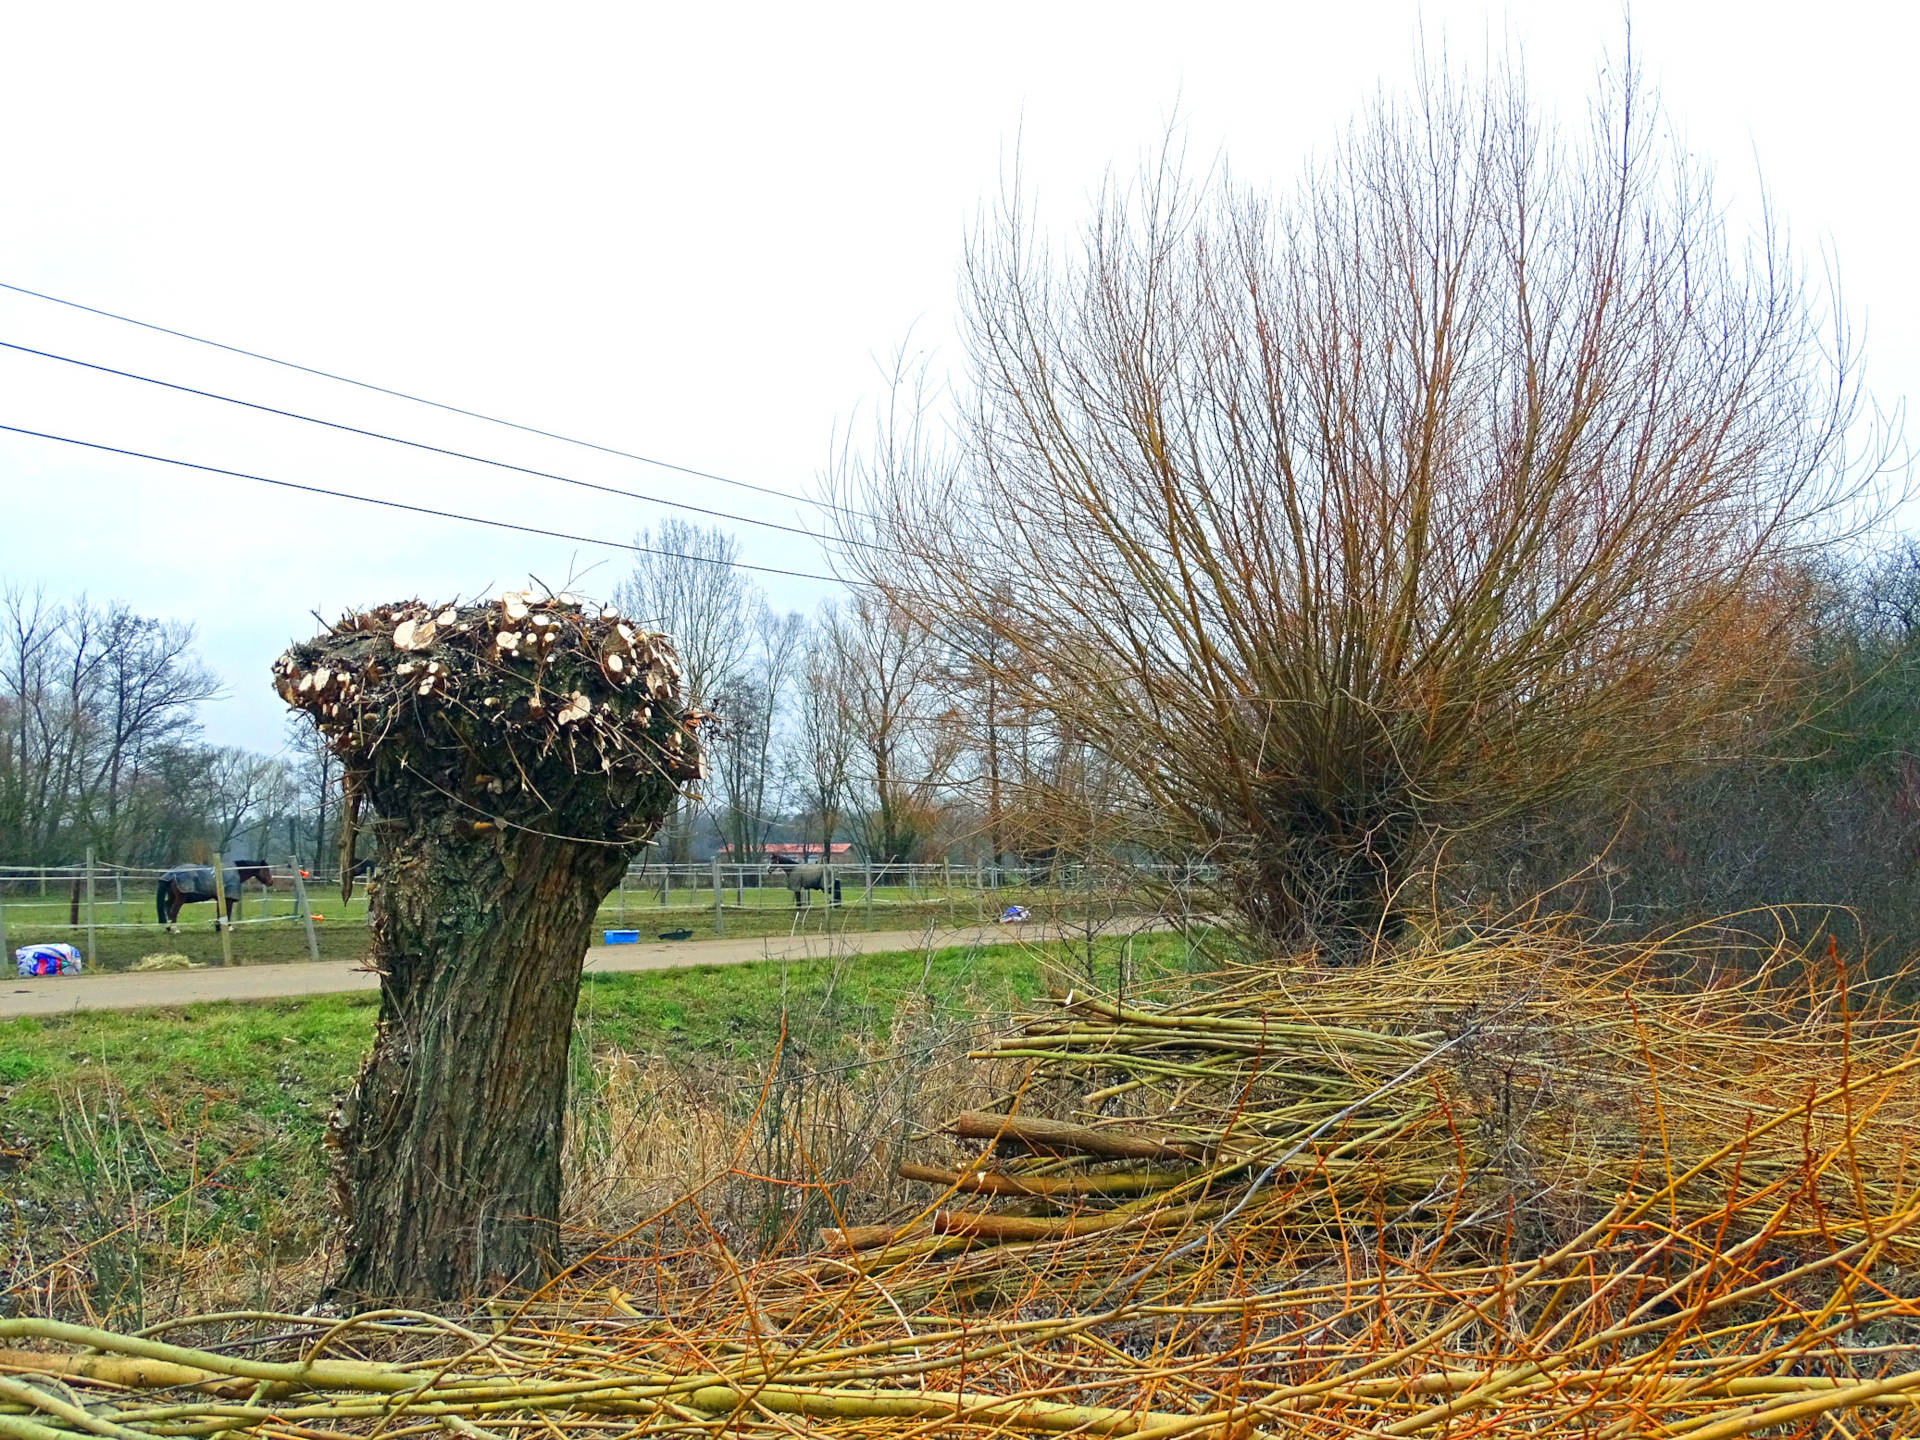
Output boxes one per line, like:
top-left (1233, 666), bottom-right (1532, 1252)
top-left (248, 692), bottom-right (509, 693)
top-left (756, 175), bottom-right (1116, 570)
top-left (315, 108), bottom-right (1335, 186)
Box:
top-left (156, 861), bottom-right (274, 930)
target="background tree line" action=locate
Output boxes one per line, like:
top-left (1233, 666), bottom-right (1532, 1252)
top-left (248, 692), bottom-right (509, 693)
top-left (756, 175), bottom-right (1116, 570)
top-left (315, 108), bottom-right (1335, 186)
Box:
top-left (0, 543), bottom-right (1063, 877)
top-left (19, 523), bottom-right (1918, 950)
top-left (0, 586), bottom-right (331, 870)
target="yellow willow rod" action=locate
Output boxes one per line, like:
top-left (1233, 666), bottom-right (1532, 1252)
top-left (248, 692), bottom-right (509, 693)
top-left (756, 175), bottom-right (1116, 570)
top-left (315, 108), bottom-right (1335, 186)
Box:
top-left (1332, 1370), bottom-right (1920, 1404)
top-left (1254, 1049), bottom-right (1920, 1413)
top-left (0, 1413), bottom-right (107, 1440)
top-left (0, 1322), bottom-right (437, 1394)
top-left (1384, 1202), bottom-right (1920, 1437)
top-left (493, 1381), bottom-right (1232, 1439)
top-left (0, 1374), bottom-right (155, 1440)
top-left (1658, 1368), bottom-right (1920, 1440)
top-left (103, 1307), bottom-right (1174, 1422)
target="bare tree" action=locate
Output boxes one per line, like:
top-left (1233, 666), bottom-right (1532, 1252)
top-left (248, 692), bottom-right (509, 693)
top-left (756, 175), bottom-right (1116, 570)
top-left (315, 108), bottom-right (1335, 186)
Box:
top-left (838, 60), bottom-right (1887, 951)
top-left (79, 603), bottom-right (222, 858)
top-left (0, 586), bottom-right (60, 859)
top-left (788, 605), bottom-right (855, 859)
top-left (614, 519), bottom-right (756, 862)
top-left (831, 591), bottom-right (958, 870)
top-left (710, 605), bottom-right (805, 862)
top-left (203, 746), bottom-right (293, 855)
top-left (927, 590), bottom-right (1029, 868)
top-left (284, 711), bottom-right (340, 871)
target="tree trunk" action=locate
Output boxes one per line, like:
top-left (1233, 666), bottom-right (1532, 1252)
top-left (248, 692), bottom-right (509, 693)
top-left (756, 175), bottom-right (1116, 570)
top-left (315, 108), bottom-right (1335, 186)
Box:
top-left (984, 674), bottom-right (1003, 872)
top-left (279, 595), bottom-right (697, 1303)
top-left (329, 824), bottom-right (628, 1301)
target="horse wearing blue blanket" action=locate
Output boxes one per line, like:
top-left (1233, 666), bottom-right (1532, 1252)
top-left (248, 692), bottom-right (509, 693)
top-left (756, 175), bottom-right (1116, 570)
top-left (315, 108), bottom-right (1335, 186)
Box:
top-left (156, 861), bottom-right (275, 930)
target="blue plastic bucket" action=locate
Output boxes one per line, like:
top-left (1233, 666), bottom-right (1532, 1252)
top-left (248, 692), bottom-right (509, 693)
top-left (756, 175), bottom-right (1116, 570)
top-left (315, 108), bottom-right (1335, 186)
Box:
top-left (602, 929), bottom-right (640, 945)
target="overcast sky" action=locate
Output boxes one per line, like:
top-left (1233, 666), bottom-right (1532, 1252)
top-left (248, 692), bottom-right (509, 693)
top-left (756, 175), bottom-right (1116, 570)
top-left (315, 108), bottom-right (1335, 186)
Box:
top-left (1, 2), bottom-right (1913, 754)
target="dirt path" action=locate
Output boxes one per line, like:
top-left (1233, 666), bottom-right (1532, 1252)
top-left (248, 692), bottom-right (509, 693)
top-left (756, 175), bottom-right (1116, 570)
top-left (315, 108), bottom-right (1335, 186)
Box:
top-left (0, 923), bottom-right (1033, 1019)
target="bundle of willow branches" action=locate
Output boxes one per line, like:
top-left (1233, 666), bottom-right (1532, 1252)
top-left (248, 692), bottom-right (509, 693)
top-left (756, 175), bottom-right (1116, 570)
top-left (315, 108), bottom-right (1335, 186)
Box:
top-left (6, 919), bottom-right (1919, 1439)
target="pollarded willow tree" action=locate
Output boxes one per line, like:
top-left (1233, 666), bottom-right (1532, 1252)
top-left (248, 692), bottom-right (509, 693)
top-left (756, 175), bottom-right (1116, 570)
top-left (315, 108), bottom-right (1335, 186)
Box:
top-left (277, 592), bottom-right (702, 1300)
top-left (836, 62), bottom-right (1886, 952)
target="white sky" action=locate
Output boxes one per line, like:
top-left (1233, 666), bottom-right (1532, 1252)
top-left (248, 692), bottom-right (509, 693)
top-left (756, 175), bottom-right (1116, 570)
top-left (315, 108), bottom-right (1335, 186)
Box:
top-left (1, 2), bottom-right (1913, 754)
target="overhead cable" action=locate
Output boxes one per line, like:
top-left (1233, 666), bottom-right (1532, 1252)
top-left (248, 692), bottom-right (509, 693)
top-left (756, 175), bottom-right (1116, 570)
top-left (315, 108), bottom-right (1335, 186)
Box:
top-left (0, 278), bottom-right (866, 518)
top-left (0, 422), bottom-right (841, 582)
top-left (0, 338), bottom-right (876, 551)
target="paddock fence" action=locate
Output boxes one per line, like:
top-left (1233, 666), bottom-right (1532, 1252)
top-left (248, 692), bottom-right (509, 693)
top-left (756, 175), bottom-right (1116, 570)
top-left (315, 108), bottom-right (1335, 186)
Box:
top-left (1, 857), bottom-right (1215, 973)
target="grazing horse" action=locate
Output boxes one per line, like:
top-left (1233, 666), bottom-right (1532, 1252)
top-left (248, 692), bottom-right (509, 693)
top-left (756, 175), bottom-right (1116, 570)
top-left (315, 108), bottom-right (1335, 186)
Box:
top-left (156, 861), bottom-right (274, 930)
top-left (767, 854), bottom-right (841, 908)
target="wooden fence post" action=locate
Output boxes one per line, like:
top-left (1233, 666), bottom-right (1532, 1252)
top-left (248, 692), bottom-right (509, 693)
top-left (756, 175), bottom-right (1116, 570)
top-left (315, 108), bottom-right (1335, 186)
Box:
top-left (289, 856), bottom-right (321, 963)
top-left (0, 885), bottom-right (10, 970)
top-left (864, 858), bottom-right (874, 930)
top-left (212, 853), bottom-right (234, 967)
top-left (84, 847), bottom-right (97, 969)
top-left (114, 871), bottom-right (124, 925)
top-left (711, 854), bottom-right (725, 937)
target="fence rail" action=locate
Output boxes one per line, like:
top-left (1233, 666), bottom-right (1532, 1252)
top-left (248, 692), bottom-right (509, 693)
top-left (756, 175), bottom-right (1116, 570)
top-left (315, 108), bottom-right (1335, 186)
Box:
top-left (0, 858), bottom-right (1212, 973)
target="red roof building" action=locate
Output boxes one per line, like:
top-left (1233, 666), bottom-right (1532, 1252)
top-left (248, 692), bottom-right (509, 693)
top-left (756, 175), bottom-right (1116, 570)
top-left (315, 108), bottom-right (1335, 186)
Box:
top-left (715, 842), bottom-right (854, 860)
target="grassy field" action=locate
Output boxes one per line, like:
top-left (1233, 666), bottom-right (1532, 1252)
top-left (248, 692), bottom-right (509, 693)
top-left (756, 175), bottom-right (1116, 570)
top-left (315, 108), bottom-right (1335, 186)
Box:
top-left (0, 932), bottom-right (1190, 1324)
top-left (2, 878), bottom-right (1097, 970)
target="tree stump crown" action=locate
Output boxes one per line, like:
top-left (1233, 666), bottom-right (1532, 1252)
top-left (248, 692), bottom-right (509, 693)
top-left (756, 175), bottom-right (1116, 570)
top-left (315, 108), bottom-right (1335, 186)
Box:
top-left (275, 590), bottom-right (704, 847)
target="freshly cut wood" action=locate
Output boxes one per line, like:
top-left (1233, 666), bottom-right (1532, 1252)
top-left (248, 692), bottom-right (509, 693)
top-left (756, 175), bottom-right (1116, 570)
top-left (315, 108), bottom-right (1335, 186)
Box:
top-left (953, 1110), bottom-right (1207, 1162)
top-left (899, 1161), bottom-right (1193, 1197)
top-left (933, 1203), bottom-right (1221, 1242)
top-left (819, 1221), bottom-right (931, 1252)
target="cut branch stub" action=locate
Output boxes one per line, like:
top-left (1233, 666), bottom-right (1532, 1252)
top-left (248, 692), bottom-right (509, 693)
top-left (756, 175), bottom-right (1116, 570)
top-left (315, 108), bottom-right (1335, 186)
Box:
top-left (275, 593), bottom-right (706, 829)
top-left (273, 592), bottom-right (704, 1302)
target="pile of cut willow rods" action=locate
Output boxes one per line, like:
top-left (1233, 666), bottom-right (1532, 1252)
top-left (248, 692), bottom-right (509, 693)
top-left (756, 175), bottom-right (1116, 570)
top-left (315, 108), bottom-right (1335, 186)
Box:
top-left (7, 919), bottom-right (1920, 1439)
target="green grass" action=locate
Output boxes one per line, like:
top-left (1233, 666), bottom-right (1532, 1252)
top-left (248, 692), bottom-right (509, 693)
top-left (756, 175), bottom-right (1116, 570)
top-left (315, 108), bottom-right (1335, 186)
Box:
top-left (0, 942), bottom-right (1060, 1141)
top-left (0, 930), bottom-right (1201, 1323)
top-left (574, 942), bottom-right (1051, 1058)
top-left (3, 880), bottom-right (1084, 969)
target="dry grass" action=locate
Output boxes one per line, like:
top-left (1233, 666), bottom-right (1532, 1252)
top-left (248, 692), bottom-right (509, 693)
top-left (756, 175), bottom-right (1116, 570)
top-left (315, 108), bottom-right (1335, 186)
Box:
top-left (0, 977), bottom-right (1030, 1327)
top-left (563, 995), bottom-right (1021, 1253)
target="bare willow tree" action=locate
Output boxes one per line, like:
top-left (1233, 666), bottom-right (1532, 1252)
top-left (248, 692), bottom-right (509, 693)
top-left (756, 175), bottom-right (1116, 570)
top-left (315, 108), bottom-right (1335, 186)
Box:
top-left (278, 592), bottom-right (697, 1299)
top-left (837, 62), bottom-right (1882, 950)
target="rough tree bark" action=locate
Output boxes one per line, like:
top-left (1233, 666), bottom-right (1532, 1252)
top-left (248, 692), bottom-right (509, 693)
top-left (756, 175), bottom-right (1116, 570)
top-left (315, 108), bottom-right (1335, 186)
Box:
top-left (276, 592), bottom-right (701, 1302)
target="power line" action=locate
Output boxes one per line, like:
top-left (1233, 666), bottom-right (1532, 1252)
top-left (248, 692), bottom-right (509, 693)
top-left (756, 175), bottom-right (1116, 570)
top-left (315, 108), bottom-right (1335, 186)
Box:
top-left (0, 422), bottom-right (842, 582)
top-left (0, 338), bottom-right (878, 552)
top-left (0, 278), bottom-right (868, 519)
